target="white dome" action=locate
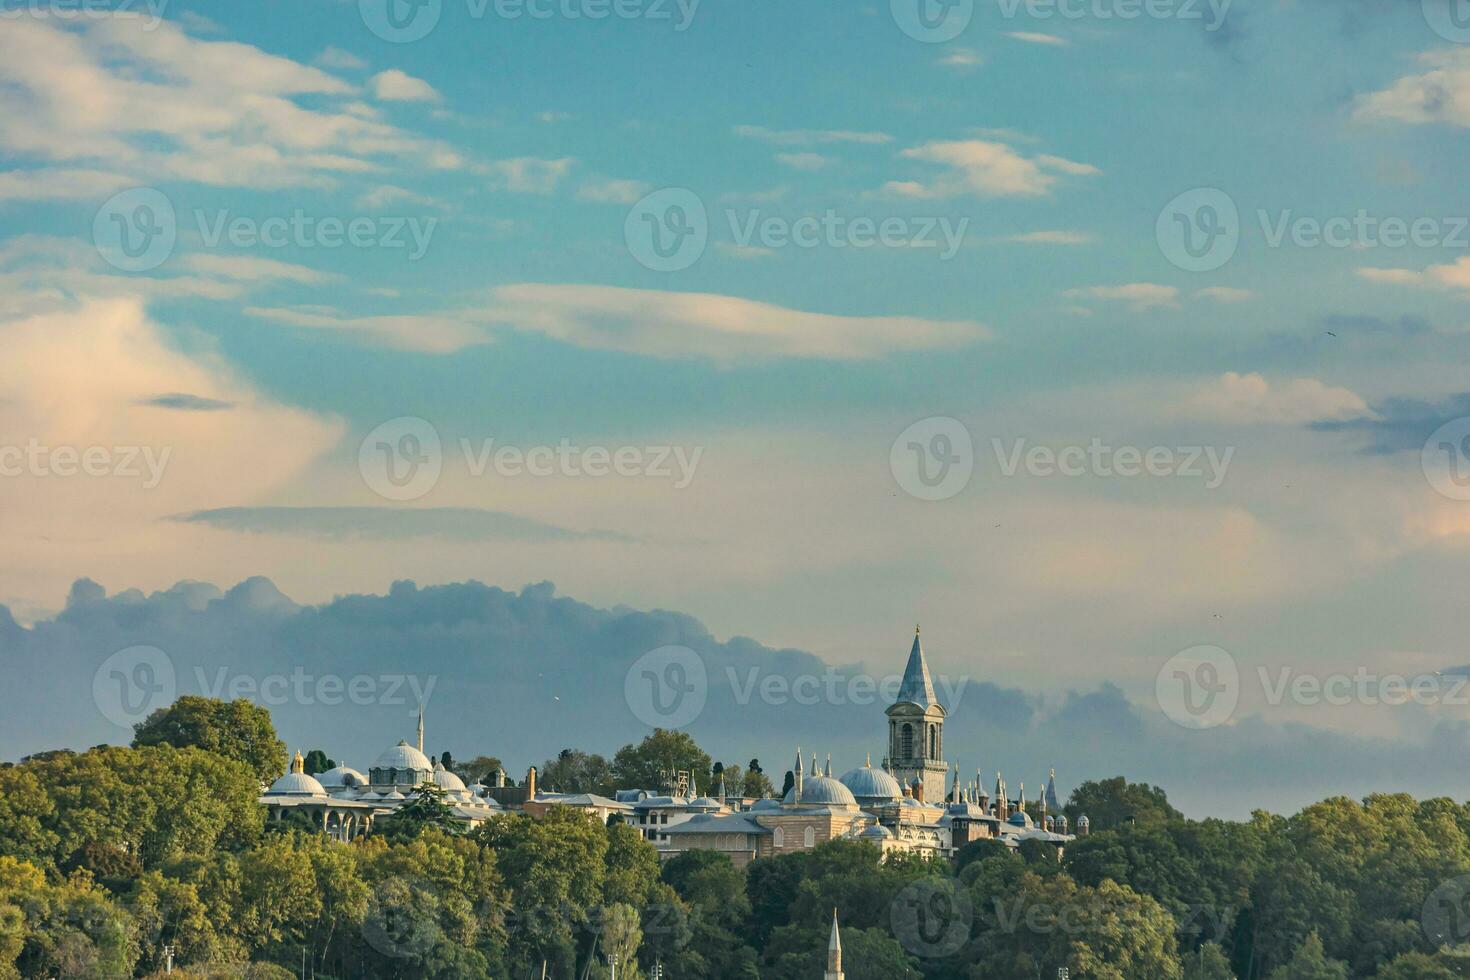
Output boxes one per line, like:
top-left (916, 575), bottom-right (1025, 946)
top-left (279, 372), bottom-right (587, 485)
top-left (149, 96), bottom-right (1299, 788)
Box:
top-left (839, 766), bottom-right (903, 802)
top-left (373, 740), bottom-right (432, 772)
top-left (432, 762), bottom-right (466, 791)
top-left (789, 775), bottom-right (858, 808)
top-left (266, 771), bottom-right (327, 797)
top-left (317, 765), bottom-right (367, 789)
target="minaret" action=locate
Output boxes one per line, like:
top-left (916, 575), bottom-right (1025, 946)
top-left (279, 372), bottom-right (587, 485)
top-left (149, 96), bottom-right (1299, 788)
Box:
top-left (794, 746), bottom-right (804, 799)
top-left (825, 909), bottom-right (845, 980)
top-left (416, 703), bottom-right (424, 755)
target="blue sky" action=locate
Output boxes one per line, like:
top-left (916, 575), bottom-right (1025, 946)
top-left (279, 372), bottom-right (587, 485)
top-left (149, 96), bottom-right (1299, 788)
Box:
top-left (4, 0), bottom-right (1470, 813)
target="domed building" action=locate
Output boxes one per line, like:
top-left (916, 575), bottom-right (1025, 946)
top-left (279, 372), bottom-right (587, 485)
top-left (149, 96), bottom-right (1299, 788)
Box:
top-left (838, 757), bottom-right (903, 807)
top-left (258, 709), bottom-right (503, 838)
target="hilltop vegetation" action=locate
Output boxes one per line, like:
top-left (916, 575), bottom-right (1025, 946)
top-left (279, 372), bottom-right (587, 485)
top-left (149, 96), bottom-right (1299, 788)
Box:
top-left (2, 699), bottom-right (1469, 978)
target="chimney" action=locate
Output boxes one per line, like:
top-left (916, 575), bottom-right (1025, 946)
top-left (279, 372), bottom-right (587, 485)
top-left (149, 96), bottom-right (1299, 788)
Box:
top-left (494, 767), bottom-right (506, 788)
top-left (526, 766), bottom-right (537, 800)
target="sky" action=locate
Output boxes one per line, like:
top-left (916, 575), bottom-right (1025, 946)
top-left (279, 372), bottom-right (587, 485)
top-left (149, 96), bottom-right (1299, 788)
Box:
top-left (4, 0), bottom-right (1470, 817)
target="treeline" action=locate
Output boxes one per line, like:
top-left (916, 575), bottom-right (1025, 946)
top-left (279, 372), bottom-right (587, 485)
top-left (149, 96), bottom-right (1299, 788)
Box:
top-left (3, 698), bottom-right (1470, 978)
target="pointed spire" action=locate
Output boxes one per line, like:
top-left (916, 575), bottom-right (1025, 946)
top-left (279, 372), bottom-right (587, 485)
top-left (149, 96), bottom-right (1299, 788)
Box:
top-left (866, 752), bottom-right (872, 768)
top-left (1045, 767), bottom-right (1060, 811)
top-left (811, 753), bottom-right (819, 778)
top-left (416, 702), bottom-right (424, 755)
top-left (895, 626), bottom-right (939, 708)
top-left (826, 753), bottom-right (833, 778)
top-left (794, 746), bottom-right (804, 798)
top-left (829, 908), bottom-right (842, 966)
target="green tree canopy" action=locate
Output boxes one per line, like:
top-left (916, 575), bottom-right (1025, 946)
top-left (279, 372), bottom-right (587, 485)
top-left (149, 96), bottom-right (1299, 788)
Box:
top-left (132, 697), bottom-right (286, 784)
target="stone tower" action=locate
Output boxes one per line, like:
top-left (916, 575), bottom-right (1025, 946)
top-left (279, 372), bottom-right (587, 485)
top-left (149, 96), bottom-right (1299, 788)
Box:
top-left (885, 625), bottom-right (947, 804)
top-left (825, 909), bottom-right (844, 980)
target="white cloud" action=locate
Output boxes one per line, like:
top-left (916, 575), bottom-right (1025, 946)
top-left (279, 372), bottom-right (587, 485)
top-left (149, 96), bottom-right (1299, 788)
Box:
top-left (1174, 372), bottom-right (1372, 425)
top-left (774, 152), bottom-right (829, 171)
top-left (0, 296), bottom-right (343, 603)
top-left (939, 48), bottom-right (984, 70)
top-left (0, 16), bottom-right (459, 190)
top-left (0, 168), bottom-right (132, 202)
top-left (355, 184), bottom-right (443, 208)
top-left (732, 125), bottom-right (892, 146)
top-left (1357, 258), bottom-right (1470, 291)
top-left (883, 140), bottom-right (1099, 199)
top-left (576, 177), bottom-right (652, 204)
top-left (1194, 286), bottom-right (1255, 303)
top-left (714, 243), bottom-right (776, 260)
top-left (370, 68), bottom-right (441, 102)
top-left (479, 157), bottom-right (576, 194)
top-left (181, 254), bottom-right (334, 284)
top-left (476, 284), bottom-right (989, 362)
top-left (1064, 283), bottom-right (1180, 310)
top-left (244, 306), bottom-right (492, 354)
top-left (1005, 31), bottom-right (1070, 46)
top-left (316, 46), bottom-right (368, 70)
top-left (1356, 49), bottom-right (1470, 128)
top-left (1009, 230), bottom-right (1094, 245)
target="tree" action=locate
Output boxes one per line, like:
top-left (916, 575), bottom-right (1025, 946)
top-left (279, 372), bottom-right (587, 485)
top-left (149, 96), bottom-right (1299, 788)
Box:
top-left (1182, 943), bottom-right (1234, 980)
top-left (600, 903), bottom-right (642, 977)
top-left (0, 855), bottom-right (139, 979)
top-left (609, 730), bottom-right (712, 794)
top-left (540, 749), bottom-right (613, 795)
top-left (302, 750), bottom-right (334, 775)
top-left (1064, 777), bottom-right (1182, 833)
top-left (377, 784), bottom-right (461, 843)
top-left (454, 755), bottom-right (504, 785)
top-left (1265, 932), bottom-right (1347, 980)
top-left (132, 697), bottom-right (286, 784)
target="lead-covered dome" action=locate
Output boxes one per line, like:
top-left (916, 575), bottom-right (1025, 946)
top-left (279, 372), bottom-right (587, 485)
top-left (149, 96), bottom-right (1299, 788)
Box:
top-left (839, 766), bottom-right (903, 803)
top-left (785, 775), bottom-right (858, 808)
top-left (317, 765), bottom-right (367, 790)
top-left (266, 771), bottom-right (327, 797)
top-left (432, 761), bottom-right (466, 792)
top-left (374, 740), bottom-right (432, 772)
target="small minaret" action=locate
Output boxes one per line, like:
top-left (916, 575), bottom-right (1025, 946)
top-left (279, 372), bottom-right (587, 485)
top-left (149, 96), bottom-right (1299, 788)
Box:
top-left (416, 703), bottom-right (424, 755)
top-left (995, 773), bottom-right (1008, 821)
top-left (825, 909), bottom-right (845, 980)
top-left (794, 746), bottom-right (804, 799)
top-left (1038, 777), bottom-right (1048, 824)
top-left (826, 753), bottom-right (833, 778)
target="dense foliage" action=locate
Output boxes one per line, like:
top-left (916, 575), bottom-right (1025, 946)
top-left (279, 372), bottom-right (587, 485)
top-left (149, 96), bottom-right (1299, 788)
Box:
top-left (5, 702), bottom-right (1470, 977)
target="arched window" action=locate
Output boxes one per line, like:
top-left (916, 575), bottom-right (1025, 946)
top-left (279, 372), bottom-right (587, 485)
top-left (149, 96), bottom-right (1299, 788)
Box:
top-left (773, 827), bottom-right (785, 848)
top-left (900, 723), bottom-right (914, 758)
top-left (929, 726), bottom-right (938, 759)
top-left (804, 826), bottom-right (816, 848)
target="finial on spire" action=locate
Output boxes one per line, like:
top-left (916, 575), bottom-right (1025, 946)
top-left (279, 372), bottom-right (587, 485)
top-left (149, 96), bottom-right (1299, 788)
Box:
top-left (826, 753), bottom-right (832, 778)
top-left (866, 752), bottom-right (872, 768)
top-left (290, 749), bottom-right (304, 774)
top-left (915, 623), bottom-right (921, 636)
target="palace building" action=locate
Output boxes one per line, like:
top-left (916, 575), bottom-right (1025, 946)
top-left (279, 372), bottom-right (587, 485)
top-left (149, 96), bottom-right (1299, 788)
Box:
top-left (259, 626), bottom-right (1087, 862)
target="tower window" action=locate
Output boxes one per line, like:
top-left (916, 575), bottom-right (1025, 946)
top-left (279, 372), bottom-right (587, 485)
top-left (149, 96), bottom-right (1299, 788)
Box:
top-left (929, 726), bottom-right (938, 759)
top-left (900, 723), bottom-right (914, 758)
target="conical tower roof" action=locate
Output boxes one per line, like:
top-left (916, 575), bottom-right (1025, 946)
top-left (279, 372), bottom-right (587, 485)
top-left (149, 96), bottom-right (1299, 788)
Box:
top-left (894, 625), bottom-right (940, 709)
